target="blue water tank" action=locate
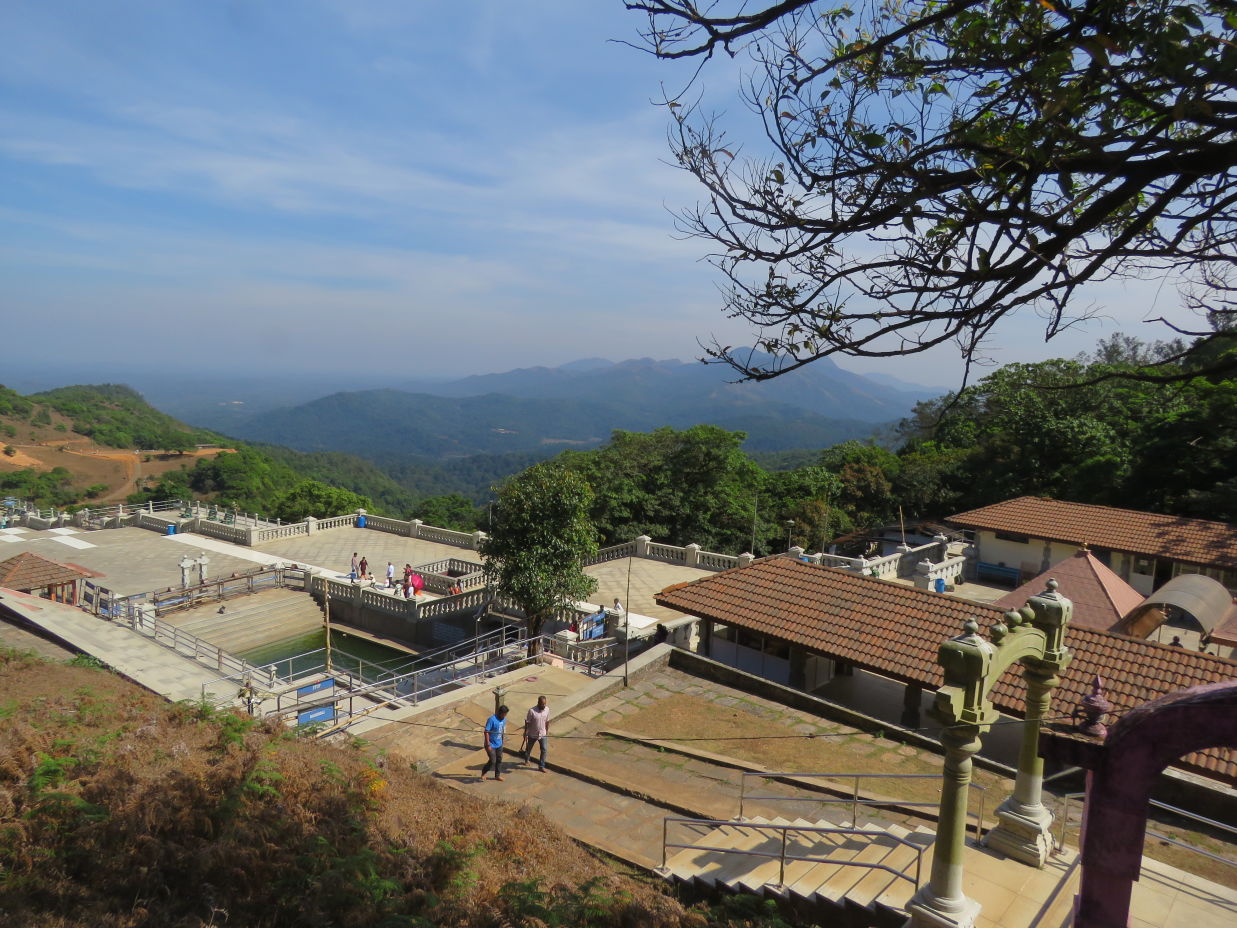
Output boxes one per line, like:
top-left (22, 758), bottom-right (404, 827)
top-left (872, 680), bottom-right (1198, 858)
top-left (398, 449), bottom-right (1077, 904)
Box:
top-left (934, 577), bottom-right (946, 593)
top-left (357, 515), bottom-right (367, 528)
top-left (166, 524), bottom-right (177, 536)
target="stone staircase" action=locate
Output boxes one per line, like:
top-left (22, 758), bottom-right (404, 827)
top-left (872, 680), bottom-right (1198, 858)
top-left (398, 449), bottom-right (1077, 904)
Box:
top-left (662, 815), bottom-right (935, 925)
top-left (169, 589), bottom-right (324, 653)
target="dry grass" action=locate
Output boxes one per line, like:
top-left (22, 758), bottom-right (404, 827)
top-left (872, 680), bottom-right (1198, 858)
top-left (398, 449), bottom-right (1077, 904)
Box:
top-left (0, 648), bottom-right (724, 928)
top-left (616, 692), bottom-right (1012, 803)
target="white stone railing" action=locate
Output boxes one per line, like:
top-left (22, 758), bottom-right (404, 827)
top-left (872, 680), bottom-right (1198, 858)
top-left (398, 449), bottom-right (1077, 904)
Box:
top-left (413, 522), bottom-right (479, 547)
top-left (644, 541), bottom-right (688, 564)
top-left (584, 541), bottom-right (637, 566)
top-left (695, 548), bottom-right (744, 571)
top-left (251, 522), bottom-right (311, 544)
top-left (361, 513), bottom-right (408, 534)
top-left (317, 514), bottom-right (356, 531)
top-left (914, 554), bottom-right (969, 590)
top-left (195, 520), bottom-right (248, 544)
top-left (134, 511), bottom-right (177, 533)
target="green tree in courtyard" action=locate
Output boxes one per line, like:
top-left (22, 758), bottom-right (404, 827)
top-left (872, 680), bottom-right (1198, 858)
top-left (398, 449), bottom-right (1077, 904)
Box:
top-left (271, 480), bottom-right (371, 522)
top-left (481, 464), bottom-right (598, 655)
top-left (410, 493), bottom-right (483, 531)
top-left (820, 442), bottom-right (901, 529)
top-left (560, 425), bottom-right (765, 551)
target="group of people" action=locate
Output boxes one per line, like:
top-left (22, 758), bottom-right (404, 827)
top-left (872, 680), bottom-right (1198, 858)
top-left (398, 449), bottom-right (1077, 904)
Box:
top-left (480, 696), bottom-right (550, 780)
top-left (348, 553), bottom-right (426, 598)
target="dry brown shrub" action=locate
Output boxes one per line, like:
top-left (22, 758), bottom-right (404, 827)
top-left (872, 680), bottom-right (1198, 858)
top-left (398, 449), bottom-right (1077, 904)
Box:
top-left (0, 651), bottom-right (701, 928)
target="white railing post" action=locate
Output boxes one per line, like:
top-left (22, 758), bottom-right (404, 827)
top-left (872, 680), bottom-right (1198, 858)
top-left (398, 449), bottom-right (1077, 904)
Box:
top-left (685, 543), bottom-right (702, 568)
top-left (410, 519), bottom-right (423, 539)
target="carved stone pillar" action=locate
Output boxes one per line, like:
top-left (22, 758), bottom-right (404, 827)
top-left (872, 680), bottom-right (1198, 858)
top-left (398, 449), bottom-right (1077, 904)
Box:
top-left (906, 723), bottom-right (984, 928)
top-left (906, 618), bottom-right (995, 928)
top-left (985, 581), bottom-right (1072, 868)
top-left (984, 664), bottom-right (1058, 866)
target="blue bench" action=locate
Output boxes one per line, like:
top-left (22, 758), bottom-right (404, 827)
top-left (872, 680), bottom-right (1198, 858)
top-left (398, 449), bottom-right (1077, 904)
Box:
top-left (977, 562), bottom-right (1021, 585)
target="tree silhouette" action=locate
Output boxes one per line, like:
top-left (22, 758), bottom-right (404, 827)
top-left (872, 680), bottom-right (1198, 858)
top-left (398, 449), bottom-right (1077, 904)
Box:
top-left (625, 1), bottom-right (1237, 382)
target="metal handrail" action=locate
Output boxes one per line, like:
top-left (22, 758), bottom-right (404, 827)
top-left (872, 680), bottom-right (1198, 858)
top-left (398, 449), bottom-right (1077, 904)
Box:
top-left (738, 771), bottom-right (989, 842)
top-left (1056, 792), bottom-right (1237, 870)
top-left (660, 816), bottom-right (925, 891)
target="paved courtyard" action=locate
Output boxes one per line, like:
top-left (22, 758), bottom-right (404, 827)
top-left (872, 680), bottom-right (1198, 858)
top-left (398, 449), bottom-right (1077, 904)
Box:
top-left (0, 526), bottom-right (268, 595)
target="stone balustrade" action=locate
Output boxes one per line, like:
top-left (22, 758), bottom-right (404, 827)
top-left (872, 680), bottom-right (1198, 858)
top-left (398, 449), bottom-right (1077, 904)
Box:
top-left (583, 541), bottom-right (638, 565)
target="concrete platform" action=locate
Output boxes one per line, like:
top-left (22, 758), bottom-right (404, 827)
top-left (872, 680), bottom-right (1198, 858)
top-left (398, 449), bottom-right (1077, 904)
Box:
top-left (0, 526), bottom-right (266, 596)
top-left (0, 586), bottom-right (241, 703)
top-left (584, 556), bottom-right (712, 623)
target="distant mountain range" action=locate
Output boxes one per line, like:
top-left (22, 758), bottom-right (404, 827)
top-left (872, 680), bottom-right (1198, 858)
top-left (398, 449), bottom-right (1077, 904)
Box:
top-left (219, 355), bottom-right (938, 459)
top-left (400, 355), bottom-right (936, 424)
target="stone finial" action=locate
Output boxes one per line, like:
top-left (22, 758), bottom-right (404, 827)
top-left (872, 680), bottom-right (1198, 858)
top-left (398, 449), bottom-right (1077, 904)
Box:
top-left (990, 619), bottom-right (1008, 644)
top-left (1076, 675), bottom-right (1112, 739)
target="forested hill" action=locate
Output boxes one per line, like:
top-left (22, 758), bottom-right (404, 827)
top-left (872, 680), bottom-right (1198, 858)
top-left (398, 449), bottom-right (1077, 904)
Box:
top-left (10, 383), bottom-right (217, 451)
top-left (225, 386), bottom-right (880, 457)
top-left (6, 331), bottom-right (1233, 542)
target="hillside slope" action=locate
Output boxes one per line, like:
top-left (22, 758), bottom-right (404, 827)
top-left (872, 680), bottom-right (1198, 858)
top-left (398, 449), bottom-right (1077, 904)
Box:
top-left (0, 647), bottom-right (701, 928)
top-left (0, 383), bottom-right (230, 507)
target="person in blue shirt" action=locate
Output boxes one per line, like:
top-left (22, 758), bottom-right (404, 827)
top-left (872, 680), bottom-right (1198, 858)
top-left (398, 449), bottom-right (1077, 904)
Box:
top-left (480, 705), bottom-right (509, 781)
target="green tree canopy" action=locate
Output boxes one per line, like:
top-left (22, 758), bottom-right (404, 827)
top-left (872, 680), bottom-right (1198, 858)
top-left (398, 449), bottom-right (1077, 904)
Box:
top-left (270, 480), bottom-right (371, 522)
top-left (480, 464), bottom-right (599, 654)
top-left (560, 425), bottom-right (767, 551)
top-left (894, 333), bottom-right (1237, 519)
top-left (410, 494), bottom-right (484, 532)
top-left (627, 1), bottom-right (1237, 381)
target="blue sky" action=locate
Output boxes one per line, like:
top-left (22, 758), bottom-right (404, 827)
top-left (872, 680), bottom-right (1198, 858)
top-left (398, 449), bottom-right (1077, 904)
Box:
top-left (0, 1), bottom-right (1196, 389)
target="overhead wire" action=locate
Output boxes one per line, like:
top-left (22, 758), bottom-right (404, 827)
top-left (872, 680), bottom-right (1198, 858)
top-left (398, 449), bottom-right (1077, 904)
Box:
top-left (326, 710), bottom-right (1081, 742)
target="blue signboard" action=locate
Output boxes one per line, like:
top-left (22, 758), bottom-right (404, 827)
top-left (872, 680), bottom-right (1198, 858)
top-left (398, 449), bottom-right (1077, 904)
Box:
top-left (580, 609), bottom-right (607, 641)
top-left (298, 705), bottom-right (336, 726)
top-left (297, 678), bottom-right (336, 698)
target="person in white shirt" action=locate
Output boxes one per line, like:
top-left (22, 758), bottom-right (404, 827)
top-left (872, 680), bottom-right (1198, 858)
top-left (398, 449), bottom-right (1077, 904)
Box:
top-left (522, 696), bottom-right (550, 772)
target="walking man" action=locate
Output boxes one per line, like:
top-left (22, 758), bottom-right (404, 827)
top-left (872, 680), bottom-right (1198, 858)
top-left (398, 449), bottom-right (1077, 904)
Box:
top-left (480, 705), bottom-right (509, 781)
top-left (386, 561), bottom-right (395, 588)
top-left (523, 695), bottom-right (550, 772)
top-left (350, 552), bottom-right (359, 579)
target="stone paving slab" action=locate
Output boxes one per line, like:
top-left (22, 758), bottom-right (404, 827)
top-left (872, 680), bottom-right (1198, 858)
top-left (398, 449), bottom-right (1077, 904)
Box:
top-left (584, 556), bottom-right (713, 624)
top-left (255, 528), bottom-right (472, 580)
top-left (0, 526), bottom-right (264, 595)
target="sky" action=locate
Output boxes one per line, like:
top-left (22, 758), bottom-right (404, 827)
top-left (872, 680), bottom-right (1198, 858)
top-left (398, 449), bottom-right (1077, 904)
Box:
top-left (0, 1), bottom-right (1201, 391)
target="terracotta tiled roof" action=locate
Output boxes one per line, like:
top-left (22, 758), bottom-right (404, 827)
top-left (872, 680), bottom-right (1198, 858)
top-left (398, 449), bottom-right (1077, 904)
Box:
top-left (657, 557), bottom-right (1237, 784)
top-left (994, 550), bottom-right (1144, 631)
top-left (0, 552), bottom-right (91, 591)
top-left (948, 496), bottom-right (1237, 570)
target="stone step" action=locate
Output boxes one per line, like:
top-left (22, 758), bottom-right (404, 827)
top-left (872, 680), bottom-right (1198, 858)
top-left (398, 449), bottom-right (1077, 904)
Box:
top-left (843, 839), bottom-right (924, 912)
top-left (872, 828), bottom-right (936, 913)
top-left (664, 814), bottom-right (934, 917)
top-left (813, 829), bottom-right (918, 906)
top-left (180, 597), bottom-right (318, 633)
top-left (666, 825), bottom-right (749, 883)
